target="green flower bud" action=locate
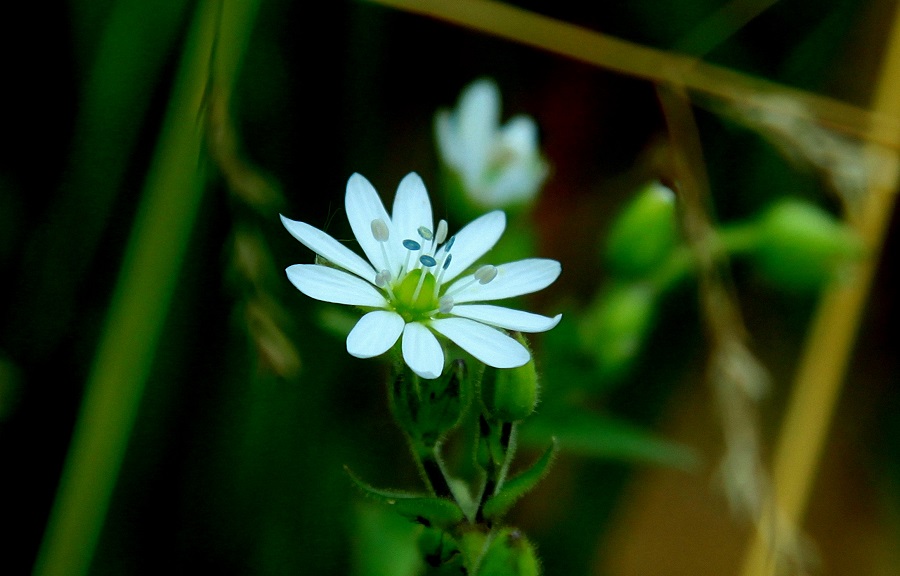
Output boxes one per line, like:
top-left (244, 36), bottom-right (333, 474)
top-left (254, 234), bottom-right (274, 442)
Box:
top-left (481, 334), bottom-right (539, 422)
top-left (478, 527), bottom-right (541, 576)
top-left (605, 182), bottom-right (679, 279)
top-left (579, 282), bottom-right (656, 382)
top-left (754, 199), bottom-right (864, 290)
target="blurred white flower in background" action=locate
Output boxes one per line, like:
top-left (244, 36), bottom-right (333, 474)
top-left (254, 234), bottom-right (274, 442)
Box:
top-left (435, 78), bottom-right (548, 209)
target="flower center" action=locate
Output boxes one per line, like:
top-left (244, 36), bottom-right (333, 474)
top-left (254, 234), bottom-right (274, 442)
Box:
top-left (370, 217), bottom-right (493, 323)
top-left (395, 269), bottom-right (437, 318)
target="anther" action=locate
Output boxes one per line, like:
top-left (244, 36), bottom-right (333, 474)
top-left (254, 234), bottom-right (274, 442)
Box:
top-left (375, 269), bottom-right (395, 298)
top-left (419, 255), bottom-right (437, 268)
top-left (435, 220), bottom-right (448, 245)
top-left (418, 226), bottom-right (433, 241)
top-left (370, 219), bottom-right (389, 242)
top-left (403, 239), bottom-right (421, 251)
top-left (474, 264), bottom-right (498, 284)
top-left (433, 253), bottom-right (453, 300)
top-left (372, 219), bottom-right (392, 272)
top-left (375, 269), bottom-right (392, 286)
top-left (438, 295), bottom-right (454, 314)
top-left (443, 235), bottom-right (456, 253)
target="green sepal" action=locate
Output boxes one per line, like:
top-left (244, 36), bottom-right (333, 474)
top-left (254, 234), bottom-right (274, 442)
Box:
top-left (390, 360), bottom-right (469, 449)
top-left (345, 466), bottom-right (465, 529)
top-left (477, 527), bottom-right (541, 576)
top-left (480, 335), bottom-right (539, 422)
top-left (482, 439), bottom-right (558, 521)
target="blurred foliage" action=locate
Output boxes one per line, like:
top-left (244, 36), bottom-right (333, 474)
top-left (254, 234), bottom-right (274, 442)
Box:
top-left (0, 0), bottom-right (897, 575)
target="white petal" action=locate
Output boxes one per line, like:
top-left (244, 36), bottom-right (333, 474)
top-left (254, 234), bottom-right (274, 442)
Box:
top-left (286, 264), bottom-right (387, 307)
top-left (402, 322), bottom-right (444, 379)
top-left (458, 79), bottom-right (499, 179)
top-left (435, 111), bottom-right (463, 168)
top-left (441, 210), bottom-right (506, 283)
top-left (345, 173), bottom-right (396, 275)
top-left (346, 310), bottom-right (404, 358)
top-left (392, 173), bottom-right (433, 252)
top-left (280, 215), bottom-right (376, 283)
top-left (450, 305), bottom-right (562, 332)
top-left (500, 116), bottom-right (539, 157)
top-left (430, 317), bottom-right (529, 368)
top-left (448, 258), bottom-right (561, 303)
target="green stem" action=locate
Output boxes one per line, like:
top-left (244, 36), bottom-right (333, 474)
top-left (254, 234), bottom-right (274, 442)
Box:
top-left (649, 221), bottom-right (761, 293)
top-left (32, 3), bottom-right (259, 575)
top-left (414, 443), bottom-right (453, 499)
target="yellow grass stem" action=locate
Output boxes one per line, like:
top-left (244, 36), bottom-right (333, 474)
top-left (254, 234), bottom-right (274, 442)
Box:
top-left (363, 0), bottom-right (900, 150)
top-left (32, 2), bottom-right (259, 575)
top-left (739, 3), bottom-right (900, 575)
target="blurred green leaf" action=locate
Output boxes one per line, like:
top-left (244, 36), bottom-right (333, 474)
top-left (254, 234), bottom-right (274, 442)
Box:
top-left (519, 409), bottom-right (698, 470)
top-left (353, 502), bottom-right (423, 576)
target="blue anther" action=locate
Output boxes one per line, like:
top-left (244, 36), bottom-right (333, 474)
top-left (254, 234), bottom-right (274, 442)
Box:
top-left (419, 255), bottom-right (437, 267)
top-left (443, 235), bottom-right (455, 252)
top-left (417, 226), bottom-right (433, 241)
top-left (442, 254), bottom-right (453, 269)
top-left (403, 239), bottom-right (421, 251)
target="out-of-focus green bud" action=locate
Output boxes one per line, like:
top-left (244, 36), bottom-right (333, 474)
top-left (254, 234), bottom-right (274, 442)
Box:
top-left (579, 282), bottom-right (656, 382)
top-left (481, 334), bottom-right (539, 422)
top-left (605, 182), bottom-right (679, 279)
top-left (478, 527), bottom-right (541, 576)
top-left (754, 199), bottom-right (864, 290)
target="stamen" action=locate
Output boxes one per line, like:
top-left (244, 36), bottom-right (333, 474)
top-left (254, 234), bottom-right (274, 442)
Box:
top-left (375, 269), bottom-right (395, 299)
top-left (411, 255), bottom-right (436, 303)
top-left (371, 219), bottom-right (391, 272)
top-left (445, 263), bottom-right (498, 298)
top-left (474, 264), bottom-right (498, 284)
top-left (435, 220), bottom-right (448, 245)
top-left (436, 234), bottom-right (455, 272)
top-left (438, 295), bottom-right (454, 314)
top-left (433, 254), bottom-right (452, 299)
top-left (418, 226), bottom-right (433, 241)
top-left (401, 239), bottom-right (421, 273)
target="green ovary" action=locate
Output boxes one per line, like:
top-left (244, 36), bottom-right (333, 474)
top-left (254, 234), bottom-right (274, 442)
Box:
top-left (393, 269), bottom-right (439, 321)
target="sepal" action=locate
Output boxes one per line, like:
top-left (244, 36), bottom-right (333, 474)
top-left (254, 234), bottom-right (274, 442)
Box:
top-left (482, 439), bottom-right (558, 521)
top-left (345, 466), bottom-right (465, 529)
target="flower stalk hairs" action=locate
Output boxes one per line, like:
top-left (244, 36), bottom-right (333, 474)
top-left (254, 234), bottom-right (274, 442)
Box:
top-left (281, 172), bottom-right (561, 379)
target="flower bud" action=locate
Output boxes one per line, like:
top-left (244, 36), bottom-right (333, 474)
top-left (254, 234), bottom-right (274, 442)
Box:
top-left (481, 334), bottom-right (539, 422)
top-left (605, 182), bottom-right (679, 279)
top-left (477, 527), bottom-right (541, 576)
top-left (754, 199), bottom-right (864, 290)
top-left (579, 282), bottom-right (656, 382)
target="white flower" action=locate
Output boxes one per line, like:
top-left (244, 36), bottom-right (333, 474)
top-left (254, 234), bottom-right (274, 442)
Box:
top-left (281, 172), bottom-right (561, 379)
top-left (435, 78), bottom-right (548, 209)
